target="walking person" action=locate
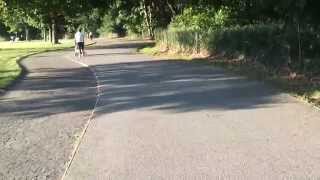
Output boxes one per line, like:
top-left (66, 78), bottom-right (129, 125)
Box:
top-left (74, 29), bottom-right (85, 58)
top-left (89, 31), bottom-right (93, 41)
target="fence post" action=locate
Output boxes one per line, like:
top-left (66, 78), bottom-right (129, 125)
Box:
top-left (166, 30), bottom-right (169, 50)
top-left (195, 32), bottom-right (200, 54)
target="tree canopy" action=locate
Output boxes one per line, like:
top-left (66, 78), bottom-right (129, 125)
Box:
top-left (0, 0), bottom-right (319, 42)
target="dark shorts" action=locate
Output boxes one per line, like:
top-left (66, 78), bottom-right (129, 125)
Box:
top-left (77, 42), bottom-right (84, 50)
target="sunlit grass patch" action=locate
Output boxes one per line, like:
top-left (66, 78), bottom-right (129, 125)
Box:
top-left (0, 40), bottom-right (73, 50)
top-left (0, 40), bottom-right (73, 89)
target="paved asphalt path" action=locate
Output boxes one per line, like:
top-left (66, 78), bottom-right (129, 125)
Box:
top-left (64, 40), bottom-right (320, 180)
top-left (0, 51), bottom-right (97, 179)
top-left (1, 39), bottom-right (320, 180)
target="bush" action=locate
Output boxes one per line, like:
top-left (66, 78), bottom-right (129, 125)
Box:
top-left (155, 29), bottom-right (207, 54)
top-left (0, 22), bottom-right (10, 41)
top-left (97, 14), bottom-right (115, 37)
top-left (0, 36), bottom-right (7, 41)
top-left (208, 24), bottom-right (288, 70)
top-left (155, 21), bottom-right (320, 76)
top-left (283, 25), bottom-right (320, 75)
top-left (170, 7), bottom-right (231, 33)
top-left (154, 7), bottom-right (230, 54)
top-left (98, 14), bottom-right (126, 37)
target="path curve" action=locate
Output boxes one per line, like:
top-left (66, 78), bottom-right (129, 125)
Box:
top-left (2, 39), bottom-right (320, 180)
top-left (64, 39), bottom-right (320, 179)
top-left (0, 50), bottom-right (97, 179)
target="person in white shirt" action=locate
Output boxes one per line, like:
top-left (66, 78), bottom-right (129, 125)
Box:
top-left (75, 29), bottom-right (85, 57)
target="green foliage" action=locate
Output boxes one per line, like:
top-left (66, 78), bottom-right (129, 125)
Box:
top-left (0, 22), bottom-right (9, 41)
top-left (97, 14), bottom-right (114, 36)
top-left (121, 5), bottom-right (145, 36)
top-left (155, 7), bottom-right (230, 53)
top-left (1, 0), bottom-right (110, 42)
top-left (97, 14), bottom-right (126, 37)
top-left (66, 8), bottom-right (103, 36)
top-left (155, 29), bottom-right (205, 53)
top-left (284, 26), bottom-right (320, 76)
top-left (1, 0), bottom-right (320, 75)
top-left (208, 24), bottom-right (287, 69)
top-left (208, 24), bottom-right (320, 76)
top-left (156, 22), bottom-right (320, 77)
top-left (170, 7), bottom-right (231, 32)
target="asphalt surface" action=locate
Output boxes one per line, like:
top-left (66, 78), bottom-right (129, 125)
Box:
top-left (0, 51), bottom-right (97, 180)
top-left (65, 40), bottom-right (320, 180)
top-left (1, 39), bottom-right (320, 180)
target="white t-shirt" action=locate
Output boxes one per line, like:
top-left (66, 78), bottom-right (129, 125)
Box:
top-left (75, 31), bottom-right (84, 43)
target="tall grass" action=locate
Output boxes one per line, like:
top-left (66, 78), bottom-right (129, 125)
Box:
top-left (208, 24), bottom-right (287, 70)
top-left (152, 25), bottom-right (320, 106)
top-left (155, 29), bottom-right (208, 54)
top-left (154, 24), bottom-right (320, 76)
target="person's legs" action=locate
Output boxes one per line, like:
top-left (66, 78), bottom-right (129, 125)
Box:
top-left (79, 42), bottom-right (85, 56)
top-left (76, 42), bottom-right (83, 57)
top-left (74, 42), bottom-right (79, 56)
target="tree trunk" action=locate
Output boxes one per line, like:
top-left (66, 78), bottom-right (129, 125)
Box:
top-left (52, 21), bottom-right (58, 44)
top-left (43, 29), bottom-right (45, 41)
top-left (297, 22), bottom-right (303, 71)
top-left (142, 0), bottom-right (154, 39)
top-left (149, 1), bottom-right (155, 39)
top-left (49, 26), bottom-right (52, 43)
top-left (166, 0), bottom-right (176, 17)
top-left (43, 28), bottom-right (47, 42)
top-left (52, 23), bottom-right (55, 44)
top-left (25, 27), bottom-right (29, 41)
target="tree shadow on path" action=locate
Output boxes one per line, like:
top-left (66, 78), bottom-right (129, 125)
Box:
top-left (0, 66), bottom-right (97, 119)
top-left (93, 59), bottom-right (283, 116)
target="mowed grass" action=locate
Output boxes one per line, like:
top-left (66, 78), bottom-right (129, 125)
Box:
top-left (0, 40), bottom-right (73, 89)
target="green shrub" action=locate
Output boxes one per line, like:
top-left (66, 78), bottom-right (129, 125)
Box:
top-left (0, 22), bottom-right (10, 41)
top-left (0, 36), bottom-right (7, 41)
top-left (283, 25), bottom-right (320, 74)
top-left (155, 21), bottom-right (320, 76)
top-left (210, 24), bottom-right (320, 75)
top-left (154, 7), bottom-right (230, 54)
top-left (208, 24), bottom-right (288, 70)
top-left (98, 14), bottom-right (126, 37)
top-left (170, 7), bottom-right (231, 33)
top-left (155, 6), bottom-right (234, 53)
top-left (97, 14), bottom-right (115, 37)
top-left (155, 29), bottom-right (206, 53)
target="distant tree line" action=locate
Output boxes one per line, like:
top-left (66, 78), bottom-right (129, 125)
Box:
top-left (1, 0), bottom-right (320, 76)
top-left (1, 0), bottom-right (319, 40)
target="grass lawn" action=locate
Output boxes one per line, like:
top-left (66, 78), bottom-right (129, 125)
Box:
top-left (0, 40), bottom-right (73, 89)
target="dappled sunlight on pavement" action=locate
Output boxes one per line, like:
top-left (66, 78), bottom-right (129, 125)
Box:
top-left (65, 40), bottom-right (320, 180)
top-left (0, 51), bottom-right (97, 179)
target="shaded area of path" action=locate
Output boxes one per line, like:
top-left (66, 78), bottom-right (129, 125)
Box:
top-left (65, 39), bottom-right (320, 179)
top-left (0, 51), bottom-right (97, 179)
top-left (1, 39), bottom-right (320, 179)
top-left (93, 60), bottom-right (278, 113)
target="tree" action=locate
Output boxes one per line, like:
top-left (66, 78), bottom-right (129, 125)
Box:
top-left (1, 0), bottom-right (107, 43)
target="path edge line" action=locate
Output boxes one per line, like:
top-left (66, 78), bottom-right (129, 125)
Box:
top-left (60, 55), bottom-right (101, 180)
